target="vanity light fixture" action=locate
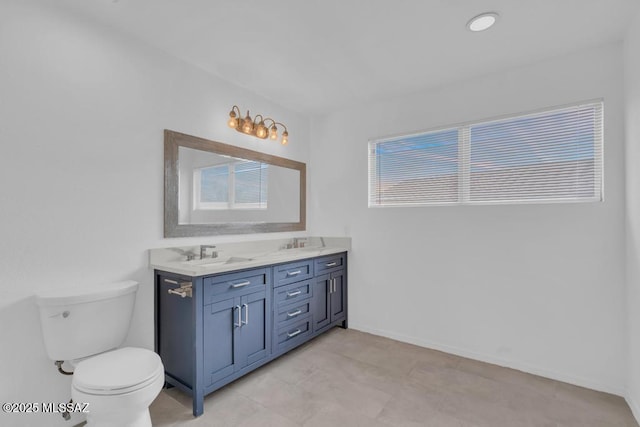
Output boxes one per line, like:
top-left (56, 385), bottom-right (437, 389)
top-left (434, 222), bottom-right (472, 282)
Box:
top-left (467, 12), bottom-right (499, 32)
top-left (227, 105), bottom-right (289, 145)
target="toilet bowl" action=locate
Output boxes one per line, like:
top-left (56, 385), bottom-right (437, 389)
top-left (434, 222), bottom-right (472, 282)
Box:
top-left (71, 347), bottom-right (164, 427)
top-left (35, 281), bottom-right (165, 427)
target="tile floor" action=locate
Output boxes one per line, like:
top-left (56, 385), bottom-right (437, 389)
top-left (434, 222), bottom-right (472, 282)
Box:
top-left (150, 328), bottom-right (638, 427)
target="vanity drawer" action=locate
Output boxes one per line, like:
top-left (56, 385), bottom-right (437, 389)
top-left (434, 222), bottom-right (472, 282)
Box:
top-left (314, 253), bottom-right (345, 273)
top-left (274, 260), bottom-right (313, 287)
top-left (275, 318), bottom-right (311, 351)
top-left (274, 280), bottom-right (312, 305)
top-left (203, 268), bottom-right (269, 304)
top-left (275, 300), bottom-right (311, 326)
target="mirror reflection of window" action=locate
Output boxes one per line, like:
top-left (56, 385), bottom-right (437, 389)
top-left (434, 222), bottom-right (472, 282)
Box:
top-left (195, 160), bottom-right (268, 210)
top-left (234, 161), bottom-right (268, 208)
top-left (198, 165), bottom-right (228, 207)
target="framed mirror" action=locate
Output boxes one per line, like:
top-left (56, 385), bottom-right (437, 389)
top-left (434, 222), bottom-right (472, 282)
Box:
top-left (164, 130), bottom-right (306, 237)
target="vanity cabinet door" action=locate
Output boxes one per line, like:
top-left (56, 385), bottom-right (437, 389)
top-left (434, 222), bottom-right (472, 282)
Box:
top-left (330, 269), bottom-right (346, 323)
top-left (236, 289), bottom-right (270, 369)
top-left (312, 274), bottom-right (331, 332)
top-left (203, 297), bottom-right (239, 385)
top-left (312, 269), bottom-right (346, 333)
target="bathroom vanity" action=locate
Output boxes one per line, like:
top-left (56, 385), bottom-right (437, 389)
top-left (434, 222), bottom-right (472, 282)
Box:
top-left (151, 238), bottom-right (349, 416)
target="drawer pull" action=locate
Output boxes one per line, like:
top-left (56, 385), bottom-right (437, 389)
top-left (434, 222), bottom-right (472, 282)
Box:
top-left (286, 309), bottom-right (302, 318)
top-left (325, 262), bottom-right (337, 267)
top-left (286, 270), bottom-right (302, 276)
top-left (164, 279), bottom-right (178, 285)
top-left (231, 280), bottom-right (251, 288)
top-left (286, 329), bottom-right (302, 338)
top-left (286, 290), bottom-right (302, 297)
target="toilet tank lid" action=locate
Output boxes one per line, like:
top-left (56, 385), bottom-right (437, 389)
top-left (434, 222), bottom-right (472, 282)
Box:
top-left (35, 280), bottom-right (138, 307)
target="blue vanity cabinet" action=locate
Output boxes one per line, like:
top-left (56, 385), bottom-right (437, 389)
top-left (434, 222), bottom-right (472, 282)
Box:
top-left (312, 254), bottom-right (347, 333)
top-left (154, 251), bottom-right (347, 418)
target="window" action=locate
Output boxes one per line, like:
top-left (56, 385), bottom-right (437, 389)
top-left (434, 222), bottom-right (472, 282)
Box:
top-left (195, 160), bottom-right (268, 210)
top-left (369, 101), bottom-right (603, 206)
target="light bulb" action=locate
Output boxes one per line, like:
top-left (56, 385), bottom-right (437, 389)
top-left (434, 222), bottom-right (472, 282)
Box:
top-left (256, 122), bottom-right (267, 138)
top-left (227, 110), bottom-right (238, 128)
top-left (269, 125), bottom-right (278, 140)
top-left (242, 112), bottom-right (253, 134)
top-left (281, 131), bottom-right (288, 145)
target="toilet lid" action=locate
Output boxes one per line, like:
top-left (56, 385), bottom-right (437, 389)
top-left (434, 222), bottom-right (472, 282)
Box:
top-left (73, 347), bottom-right (163, 394)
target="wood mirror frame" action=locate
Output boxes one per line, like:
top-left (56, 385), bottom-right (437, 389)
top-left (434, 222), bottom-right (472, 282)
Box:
top-left (164, 129), bottom-right (306, 237)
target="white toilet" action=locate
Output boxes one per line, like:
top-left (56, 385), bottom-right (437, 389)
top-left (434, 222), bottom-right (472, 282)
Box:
top-left (36, 280), bottom-right (164, 427)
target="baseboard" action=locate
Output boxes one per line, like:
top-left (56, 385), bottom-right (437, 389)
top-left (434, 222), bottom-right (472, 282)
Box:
top-left (349, 323), bottom-right (626, 397)
top-left (626, 393), bottom-right (640, 425)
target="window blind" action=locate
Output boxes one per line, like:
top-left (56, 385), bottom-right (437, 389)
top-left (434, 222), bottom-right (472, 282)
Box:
top-left (369, 128), bottom-right (459, 206)
top-left (468, 104), bottom-right (602, 203)
top-left (368, 101), bottom-right (603, 207)
top-left (200, 165), bottom-right (229, 203)
top-left (234, 161), bottom-right (268, 207)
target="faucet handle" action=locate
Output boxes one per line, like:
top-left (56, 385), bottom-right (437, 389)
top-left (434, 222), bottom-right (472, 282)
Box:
top-left (200, 245), bottom-right (217, 259)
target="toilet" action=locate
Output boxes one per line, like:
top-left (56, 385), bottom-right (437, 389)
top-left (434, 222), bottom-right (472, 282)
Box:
top-left (35, 281), bottom-right (164, 427)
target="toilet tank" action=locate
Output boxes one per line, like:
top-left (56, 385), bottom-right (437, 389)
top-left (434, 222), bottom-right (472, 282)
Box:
top-left (35, 281), bottom-right (138, 361)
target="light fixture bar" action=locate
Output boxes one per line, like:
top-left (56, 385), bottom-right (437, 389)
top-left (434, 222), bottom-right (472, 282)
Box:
top-left (227, 105), bottom-right (289, 145)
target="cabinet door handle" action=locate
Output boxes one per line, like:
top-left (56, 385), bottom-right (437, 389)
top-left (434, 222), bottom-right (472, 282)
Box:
top-left (286, 309), bottom-right (302, 318)
top-left (242, 303), bottom-right (249, 325)
top-left (329, 278), bottom-right (334, 294)
top-left (325, 262), bottom-right (337, 267)
top-left (286, 270), bottom-right (302, 276)
top-left (287, 329), bottom-right (302, 338)
top-left (231, 280), bottom-right (251, 288)
top-left (286, 290), bottom-right (302, 297)
top-left (164, 279), bottom-right (179, 285)
top-left (234, 305), bottom-right (242, 327)
top-left (333, 279), bottom-right (337, 293)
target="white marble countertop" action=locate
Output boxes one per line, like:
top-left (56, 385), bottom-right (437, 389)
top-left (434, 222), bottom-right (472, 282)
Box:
top-left (149, 237), bottom-right (350, 277)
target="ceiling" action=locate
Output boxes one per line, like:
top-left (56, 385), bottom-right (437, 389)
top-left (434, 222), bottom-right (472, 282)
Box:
top-left (56, 0), bottom-right (638, 115)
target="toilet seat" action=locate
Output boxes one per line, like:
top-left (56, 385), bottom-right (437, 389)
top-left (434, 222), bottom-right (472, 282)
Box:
top-left (72, 347), bottom-right (163, 396)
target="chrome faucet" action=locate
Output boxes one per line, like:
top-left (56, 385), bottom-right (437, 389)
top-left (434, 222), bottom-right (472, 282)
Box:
top-left (200, 245), bottom-right (218, 259)
top-left (293, 238), bottom-right (307, 248)
top-left (169, 247), bottom-right (197, 261)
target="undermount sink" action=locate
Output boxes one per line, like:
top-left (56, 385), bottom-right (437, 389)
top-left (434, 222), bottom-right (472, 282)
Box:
top-left (181, 256), bottom-right (254, 267)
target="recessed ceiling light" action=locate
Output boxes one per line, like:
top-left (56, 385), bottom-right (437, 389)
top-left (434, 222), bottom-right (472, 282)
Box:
top-left (467, 12), bottom-right (499, 32)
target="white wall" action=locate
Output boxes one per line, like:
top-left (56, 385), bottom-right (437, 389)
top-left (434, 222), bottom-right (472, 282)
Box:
top-left (310, 44), bottom-right (627, 394)
top-left (0, 1), bottom-right (310, 426)
top-left (625, 9), bottom-right (640, 420)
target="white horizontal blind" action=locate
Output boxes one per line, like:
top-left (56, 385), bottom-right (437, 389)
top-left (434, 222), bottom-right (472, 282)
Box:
top-left (368, 101), bottom-right (603, 207)
top-left (468, 103), bottom-right (602, 203)
top-left (369, 128), bottom-right (459, 206)
top-left (233, 161), bottom-right (268, 208)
